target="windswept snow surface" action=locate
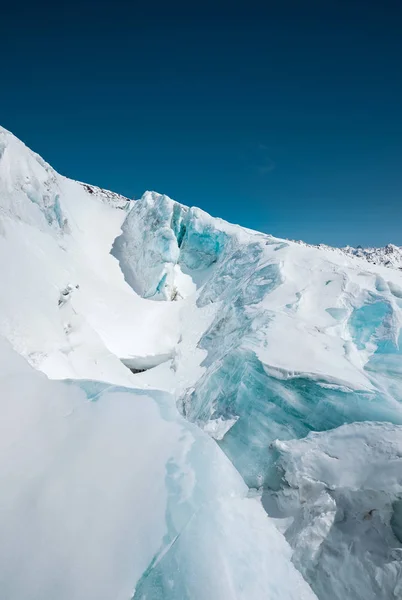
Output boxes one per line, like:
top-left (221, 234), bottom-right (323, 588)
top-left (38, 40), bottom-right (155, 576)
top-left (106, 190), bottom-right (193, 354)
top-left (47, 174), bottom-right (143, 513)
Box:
top-left (0, 126), bottom-right (180, 385)
top-left (1, 125), bottom-right (402, 599)
top-left (0, 337), bottom-right (315, 600)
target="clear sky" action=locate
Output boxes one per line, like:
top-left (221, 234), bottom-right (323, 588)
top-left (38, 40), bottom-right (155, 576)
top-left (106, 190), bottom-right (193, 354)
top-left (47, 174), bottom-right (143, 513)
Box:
top-left (2, 0), bottom-right (401, 246)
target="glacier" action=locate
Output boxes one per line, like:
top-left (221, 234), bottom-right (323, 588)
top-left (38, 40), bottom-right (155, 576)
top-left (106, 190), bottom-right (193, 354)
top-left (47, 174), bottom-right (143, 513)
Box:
top-left (0, 124), bottom-right (402, 599)
top-left (0, 336), bottom-right (315, 600)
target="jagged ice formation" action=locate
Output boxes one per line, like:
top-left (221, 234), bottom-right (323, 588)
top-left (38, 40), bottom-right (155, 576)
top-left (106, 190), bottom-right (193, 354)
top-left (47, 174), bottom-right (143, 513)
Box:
top-left (0, 124), bottom-right (401, 600)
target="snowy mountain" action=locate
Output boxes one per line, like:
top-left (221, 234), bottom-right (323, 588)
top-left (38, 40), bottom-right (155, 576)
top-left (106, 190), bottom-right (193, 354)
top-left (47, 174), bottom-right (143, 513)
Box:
top-left (342, 243), bottom-right (402, 269)
top-left (0, 124), bottom-right (401, 600)
top-left (293, 240), bottom-right (402, 271)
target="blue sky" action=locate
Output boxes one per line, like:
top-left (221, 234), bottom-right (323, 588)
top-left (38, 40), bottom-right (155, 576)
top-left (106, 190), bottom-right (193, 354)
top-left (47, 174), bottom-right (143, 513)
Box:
top-left (2, 0), bottom-right (401, 246)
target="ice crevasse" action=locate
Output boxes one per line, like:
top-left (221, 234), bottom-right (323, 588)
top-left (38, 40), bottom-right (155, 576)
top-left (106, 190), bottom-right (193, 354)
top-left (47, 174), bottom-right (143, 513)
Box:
top-left (115, 189), bottom-right (402, 600)
top-left (0, 124), bottom-right (402, 599)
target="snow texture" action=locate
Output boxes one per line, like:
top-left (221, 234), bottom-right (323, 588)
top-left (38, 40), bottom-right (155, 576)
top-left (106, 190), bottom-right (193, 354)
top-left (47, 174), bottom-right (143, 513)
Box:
top-left (0, 126), bottom-right (181, 385)
top-left (269, 423), bottom-right (402, 600)
top-left (0, 336), bottom-right (315, 600)
top-left (1, 123), bottom-right (402, 600)
top-left (127, 190), bottom-right (402, 600)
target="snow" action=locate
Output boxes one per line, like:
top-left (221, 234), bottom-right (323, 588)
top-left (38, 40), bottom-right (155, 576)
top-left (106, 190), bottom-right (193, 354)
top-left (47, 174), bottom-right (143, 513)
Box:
top-left (269, 423), bottom-right (402, 600)
top-left (1, 123), bottom-right (402, 599)
top-left (0, 126), bottom-right (181, 385)
top-left (294, 239), bottom-right (402, 271)
top-left (111, 190), bottom-right (227, 301)
top-left (0, 335), bottom-right (315, 600)
top-left (203, 415), bottom-right (239, 440)
top-left (121, 190), bottom-right (402, 598)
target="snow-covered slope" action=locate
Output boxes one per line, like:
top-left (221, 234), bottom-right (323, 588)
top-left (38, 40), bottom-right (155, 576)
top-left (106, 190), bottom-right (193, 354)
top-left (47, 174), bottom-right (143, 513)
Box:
top-left (296, 239), bottom-right (402, 271)
top-left (342, 243), bottom-right (402, 270)
top-left (0, 336), bottom-right (316, 600)
top-left (0, 126), bottom-right (181, 385)
top-left (1, 124), bottom-right (402, 600)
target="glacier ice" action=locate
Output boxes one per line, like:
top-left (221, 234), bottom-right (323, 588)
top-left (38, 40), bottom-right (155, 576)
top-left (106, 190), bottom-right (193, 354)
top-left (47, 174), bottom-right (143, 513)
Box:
top-left (268, 423), bottom-right (402, 600)
top-left (1, 124), bottom-right (402, 599)
top-left (112, 190), bottom-right (229, 300)
top-left (0, 336), bottom-right (315, 600)
top-left (128, 191), bottom-right (402, 599)
top-left (175, 223), bottom-right (402, 496)
top-left (112, 192), bottom-right (186, 300)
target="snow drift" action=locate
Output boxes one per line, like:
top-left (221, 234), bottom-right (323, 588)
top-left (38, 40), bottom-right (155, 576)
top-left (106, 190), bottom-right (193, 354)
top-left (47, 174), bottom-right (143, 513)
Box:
top-left (0, 124), bottom-right (402, 599)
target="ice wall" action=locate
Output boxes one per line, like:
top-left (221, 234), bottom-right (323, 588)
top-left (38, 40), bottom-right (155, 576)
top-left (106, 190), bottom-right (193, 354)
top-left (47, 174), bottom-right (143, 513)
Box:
top-left (2, 123), bottom-right (402, 600)
top-left (112, 191), bottom-right (228, 300)
top-left (167, 215), bottom-right (402, 599)
top-left (0, 336), bottom-right (316, 600)
top-left (110, 184), bottom-right (402, 600)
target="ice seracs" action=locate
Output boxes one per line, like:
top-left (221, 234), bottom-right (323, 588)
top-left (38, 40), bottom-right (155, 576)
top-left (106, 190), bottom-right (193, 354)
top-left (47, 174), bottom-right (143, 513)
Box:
top-left (125, 191), bottom-right (402, 599)
top-left (112, 190), bottom-right (228, 301)
top-left (1, 123), bottom-right (402, 599)
top-left (112, 191), bottom-right (194, 301)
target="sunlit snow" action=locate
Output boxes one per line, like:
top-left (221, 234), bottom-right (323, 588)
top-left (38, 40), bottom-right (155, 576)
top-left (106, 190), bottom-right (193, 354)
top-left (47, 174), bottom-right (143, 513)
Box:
top-left (0, 124), bottom-right (401, 599)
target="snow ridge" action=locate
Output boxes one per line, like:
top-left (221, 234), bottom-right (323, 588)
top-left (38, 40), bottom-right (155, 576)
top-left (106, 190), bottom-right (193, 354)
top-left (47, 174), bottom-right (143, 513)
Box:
top-left (295, 237), bottom-right (402, 270)
top-left (1, 125), bottom-right (402, 600)
top-left (0, 126), bottom-right (317, 600)
top-left (79, 181), bottom-right (133, 210)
